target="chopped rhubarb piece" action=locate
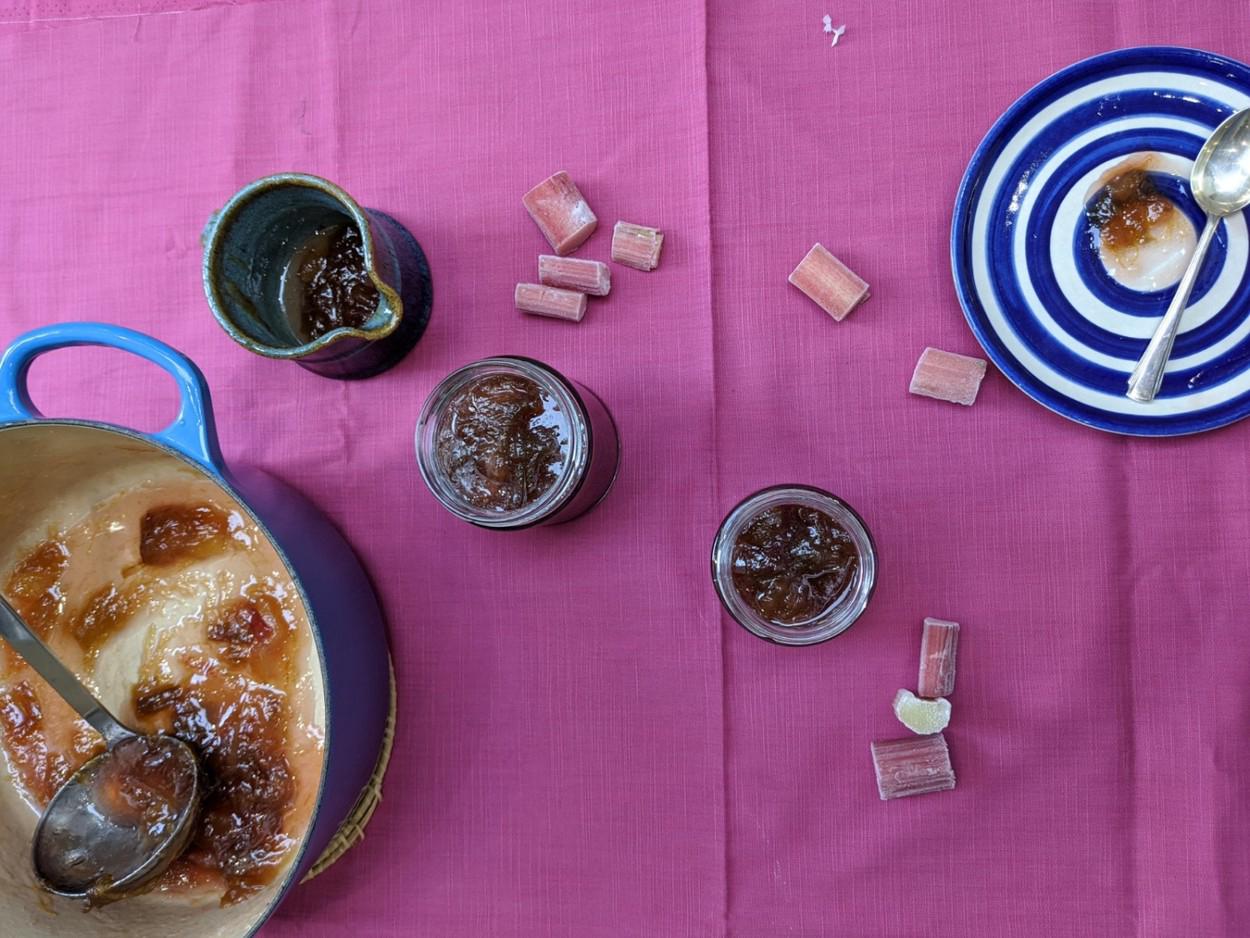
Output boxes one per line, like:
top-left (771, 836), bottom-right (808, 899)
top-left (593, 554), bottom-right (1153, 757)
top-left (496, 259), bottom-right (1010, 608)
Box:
top-left (538, 255), bottom-right (611, 296)
top-left (515, 283), bottom-right (588, 322)
top-left (892, 689), bottom-right (951, 735)
top-left (788, 243), bottom-right (869, 321)
top-left (871, 734), bottom-right (956, 801)
top-left (918, 617), bottom-right (960, 698)
top-left (522, 171), bottom-right (597, 255)
top-left (611, 221), bottom-right (664, 271)
top-left (909, 348), bottom-right (987, 406)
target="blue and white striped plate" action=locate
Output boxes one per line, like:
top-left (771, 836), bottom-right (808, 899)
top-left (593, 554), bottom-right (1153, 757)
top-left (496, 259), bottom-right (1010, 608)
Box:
top-left (951, 47), bottom-right (1250, 436)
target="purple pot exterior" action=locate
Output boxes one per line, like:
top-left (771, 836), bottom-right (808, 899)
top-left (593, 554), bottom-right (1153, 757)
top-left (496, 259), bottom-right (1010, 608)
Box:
top-left (228, 465), bottom-right (390, 883)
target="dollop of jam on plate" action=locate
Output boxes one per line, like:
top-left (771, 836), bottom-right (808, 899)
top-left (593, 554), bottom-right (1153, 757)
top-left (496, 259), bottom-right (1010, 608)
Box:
top-left (1085, 156), bottom-right (1197, 292)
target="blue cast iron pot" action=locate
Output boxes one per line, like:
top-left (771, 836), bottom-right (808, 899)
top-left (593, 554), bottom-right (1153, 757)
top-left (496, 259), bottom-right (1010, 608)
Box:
top-left (0, 322), bottom-right (390, 937)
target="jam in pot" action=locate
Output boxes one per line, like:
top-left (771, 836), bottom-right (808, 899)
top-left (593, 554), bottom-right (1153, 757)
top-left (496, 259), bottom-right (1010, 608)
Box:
top-left (711, 485), bottom-right (876, 645)
top-left (0, 480), bottom-right (321, 908)
top-left (416, 357), bottom-right (619, 528)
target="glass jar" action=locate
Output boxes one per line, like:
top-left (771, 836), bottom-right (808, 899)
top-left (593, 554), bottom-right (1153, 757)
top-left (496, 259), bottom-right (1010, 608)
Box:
top-left (415, 357), bottom-right (619, 529)
top-left (711, 485), bottom-right (877, 645)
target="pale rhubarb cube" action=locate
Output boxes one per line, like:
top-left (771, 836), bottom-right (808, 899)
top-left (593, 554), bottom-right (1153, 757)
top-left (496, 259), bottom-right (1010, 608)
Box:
top-left (909, 348), bottom-right (987, 406)
top-left (515, 283), bottom-right (587, 322)
top-left (871, 734), bottom-right (956, 801)
top-left (892, 689), bottom-right (951, 735)
top-left (611, 221), bottom-right (664, 271)
top-left (788, 243), bottom-right (869, 321)
top-left (918, 617), bottom-right (959, 698)
top-left (522, 171), bottom-right (597, 255)
top-left (538, 255), bottom-right (611, 296)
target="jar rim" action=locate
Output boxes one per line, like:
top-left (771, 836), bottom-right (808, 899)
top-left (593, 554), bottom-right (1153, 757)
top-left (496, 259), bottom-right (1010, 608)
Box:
top-left (415, 357), bottom-right (590, 528)
top-left (710, 485), bottom-right (877, 645)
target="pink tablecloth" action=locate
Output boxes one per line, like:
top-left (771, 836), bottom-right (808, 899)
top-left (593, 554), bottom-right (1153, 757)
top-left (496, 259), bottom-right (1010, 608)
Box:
top-left (2, 1), bottom-right (1249, 935)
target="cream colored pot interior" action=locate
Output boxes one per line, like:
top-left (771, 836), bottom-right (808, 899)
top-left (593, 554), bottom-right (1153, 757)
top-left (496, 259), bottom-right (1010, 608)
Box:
top-left (0, 423), bottom-right (326, 938)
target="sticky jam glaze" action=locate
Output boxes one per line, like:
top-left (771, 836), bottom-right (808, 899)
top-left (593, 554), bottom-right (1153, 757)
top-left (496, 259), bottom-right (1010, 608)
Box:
top-left (133, 644), bottom-right (296, 904)
top-left (0, 681), bottom-right (102, 806)
top-left (139, 503), bottom-right (249, 567)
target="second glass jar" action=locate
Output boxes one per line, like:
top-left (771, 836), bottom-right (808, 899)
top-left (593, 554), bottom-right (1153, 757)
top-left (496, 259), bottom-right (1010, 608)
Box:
top-left (416, 356), bottom-right (619, 529)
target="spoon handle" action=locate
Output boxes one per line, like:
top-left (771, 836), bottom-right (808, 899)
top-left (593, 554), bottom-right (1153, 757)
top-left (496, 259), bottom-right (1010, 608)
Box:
top-left (0, 596), bottom-right (131, 747)
top-left (1126, 214), bottom-right (1221, 403)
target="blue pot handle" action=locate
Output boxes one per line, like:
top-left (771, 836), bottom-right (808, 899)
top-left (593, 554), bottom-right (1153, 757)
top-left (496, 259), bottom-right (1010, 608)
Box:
top-left (0, 322), bottom-right (225, 472)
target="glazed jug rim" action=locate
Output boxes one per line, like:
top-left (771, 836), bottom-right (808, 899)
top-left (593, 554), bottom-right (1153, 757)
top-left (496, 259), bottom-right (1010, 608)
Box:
top-left (202, 172), bottom-right (404, 359)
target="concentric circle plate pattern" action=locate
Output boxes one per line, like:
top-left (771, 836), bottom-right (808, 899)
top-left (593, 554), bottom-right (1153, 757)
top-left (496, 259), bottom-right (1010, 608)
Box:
top-left (951, 46), bottom-right (1250, 435)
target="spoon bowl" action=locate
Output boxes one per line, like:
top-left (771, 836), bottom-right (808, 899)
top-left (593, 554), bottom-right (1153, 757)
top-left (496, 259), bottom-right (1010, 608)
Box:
top-left (1126, 107), bottom-right (1250, 402)
top-left (0, 597), bottom-right (200, 906)
top-left (32, 734), bottom-right (201, 906)
top-left (1192, 108), bottom-right (1250, 215)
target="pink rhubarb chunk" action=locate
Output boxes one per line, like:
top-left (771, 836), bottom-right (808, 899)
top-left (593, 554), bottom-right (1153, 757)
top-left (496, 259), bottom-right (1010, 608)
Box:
top-left (788, 243), bottom-right (869, 321)
top-left (522, 171), bottom-right (598, 255)
top-left (870, 733), bottom-right (956, 801)
top-left (538, 255), bottom-right (611, 296)
top-left (515, 283), bottom-right (588, 322)
top-left (909, 347), bottom-right (987, 406)
top-left (918, 617), bottom-right (959, 699)
top-left (611, 221), bottom-right (664, 271)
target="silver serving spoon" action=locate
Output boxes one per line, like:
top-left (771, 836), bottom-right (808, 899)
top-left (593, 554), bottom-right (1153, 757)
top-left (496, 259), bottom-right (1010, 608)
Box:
top-left (1127, 108), bottom-right (1250, 403)
top-left (0, 595), bottom-right (200, 907)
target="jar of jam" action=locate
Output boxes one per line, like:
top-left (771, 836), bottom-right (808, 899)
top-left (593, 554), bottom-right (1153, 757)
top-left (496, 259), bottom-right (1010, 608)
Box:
top-left (416, 357), bottom-right (619, 528)
top-left (711, 485), bottom-right (877, 645)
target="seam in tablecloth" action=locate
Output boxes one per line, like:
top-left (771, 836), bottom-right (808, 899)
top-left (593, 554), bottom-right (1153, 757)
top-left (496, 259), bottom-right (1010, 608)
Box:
top-left (695, 0), bottom-right (730, 935)
top-left (1119, 440), bottom-right (1141, 937)
top-left (1101, 437), bottom-right (1141, 936)
top-left (1106, 14), bottom-right (1142, 930)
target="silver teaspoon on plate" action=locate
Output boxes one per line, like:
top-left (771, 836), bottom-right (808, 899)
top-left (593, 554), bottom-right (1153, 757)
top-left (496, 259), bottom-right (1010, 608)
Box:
top-left (1126, 108), bottom-right (1250, 403)
top-left (0, 595), bottom-right (200, 907)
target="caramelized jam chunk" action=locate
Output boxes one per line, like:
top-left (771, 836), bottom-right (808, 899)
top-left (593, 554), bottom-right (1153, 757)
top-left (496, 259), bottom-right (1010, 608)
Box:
top-left (207, 599), bottom-right (277, 663)
top-left (0, 681), bottom-right (74, 804)
top-left (4, 539), bottom-right (70, 636)
top-left (139, 503), bottom-right (237, 566)
top-left (73, 582), bottom-right (150, 656)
